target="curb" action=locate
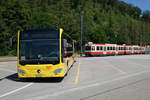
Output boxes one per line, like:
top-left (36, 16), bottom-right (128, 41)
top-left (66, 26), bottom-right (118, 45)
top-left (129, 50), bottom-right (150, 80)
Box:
top-left (0, 57), bottom-right (17, 62)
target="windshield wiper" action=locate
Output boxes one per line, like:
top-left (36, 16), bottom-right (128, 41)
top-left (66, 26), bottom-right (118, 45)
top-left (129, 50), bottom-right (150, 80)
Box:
top-left (20, 59), bottom-right (59, 65)
top-left (19, 59), bottom-right (40, 65)
top-left (39, 59), bottom-right (59, 65)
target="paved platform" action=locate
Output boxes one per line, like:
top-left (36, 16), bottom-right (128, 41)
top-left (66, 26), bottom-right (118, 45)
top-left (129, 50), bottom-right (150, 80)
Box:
top-left (0, 55), bottom-right (150, 100)
top-left (0, 57), bottom-right (17, 62)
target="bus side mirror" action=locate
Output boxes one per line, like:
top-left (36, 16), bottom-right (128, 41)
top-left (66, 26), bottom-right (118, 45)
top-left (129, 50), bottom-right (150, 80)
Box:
top-left (9, 36), bottom-right (14, 48)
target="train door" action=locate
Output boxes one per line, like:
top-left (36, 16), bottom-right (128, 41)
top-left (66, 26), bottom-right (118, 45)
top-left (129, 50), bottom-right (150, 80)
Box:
top-left (104, 45), bottom-right (106, 55)
top-left (116, 46), bottom-right (118, 55)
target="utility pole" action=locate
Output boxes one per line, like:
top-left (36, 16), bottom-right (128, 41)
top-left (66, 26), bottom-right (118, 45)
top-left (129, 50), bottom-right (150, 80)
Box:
top-left (72, 40), bottom-right (75, 54)
top-left (80, 11), bottom-right (84, 56)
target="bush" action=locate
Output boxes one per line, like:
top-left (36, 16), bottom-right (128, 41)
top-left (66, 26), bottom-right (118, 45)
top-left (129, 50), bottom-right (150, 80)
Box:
top-left (8, 50), bottom-right (17, 56)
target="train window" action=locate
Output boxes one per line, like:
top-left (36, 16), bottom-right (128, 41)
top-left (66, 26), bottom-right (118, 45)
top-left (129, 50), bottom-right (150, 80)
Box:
top-left (97, 46), bottom-right (100, 50)
top-left (85, 46), bottom-right (91, 50)
top-left (116, 47), bottom-right (118, 51)
top-left (107, 47), bottom-right (109, 50)
top-left (99, 46), bottom-right (101, 50)
top-left (120, 47), bottom-right (121, 50)
top-left (113, 47), bottom-right (115, 50)
top-left (110, 47), bottom-right (112, 50)
top-left (104, 47), bottom-right (106, 51)
top-left (100, 46), bottom-right (103, 50)
top-left (109, 47), bottom-right (110, 50)
top-left (67, 47), bottom-right (73, 51)
top-left (92, 46), bottom-right (95, 51)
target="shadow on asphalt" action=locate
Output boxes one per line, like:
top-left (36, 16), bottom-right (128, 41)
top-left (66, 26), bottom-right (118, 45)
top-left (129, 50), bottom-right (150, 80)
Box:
top-left (4, 73), bottom-right (63, 83)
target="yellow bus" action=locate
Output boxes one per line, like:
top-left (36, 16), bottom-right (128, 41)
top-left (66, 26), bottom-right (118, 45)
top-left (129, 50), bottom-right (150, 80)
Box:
top-left (15, 28), bottom-right (76, 78)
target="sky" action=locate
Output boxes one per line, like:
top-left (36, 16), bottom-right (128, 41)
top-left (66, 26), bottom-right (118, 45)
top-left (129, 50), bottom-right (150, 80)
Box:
top-left (121, 0), bottom-right (150, 12)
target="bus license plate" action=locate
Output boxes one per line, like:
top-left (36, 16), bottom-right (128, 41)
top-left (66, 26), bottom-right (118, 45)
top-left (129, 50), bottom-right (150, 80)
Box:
top-left (36, 75), bottom-right (42, 77)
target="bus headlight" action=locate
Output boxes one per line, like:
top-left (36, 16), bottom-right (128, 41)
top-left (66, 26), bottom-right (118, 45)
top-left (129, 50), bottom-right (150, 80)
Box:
top-left (18, 69), bottom-right (25, 75)
top-left (54, 68), bottom-right (62, 75)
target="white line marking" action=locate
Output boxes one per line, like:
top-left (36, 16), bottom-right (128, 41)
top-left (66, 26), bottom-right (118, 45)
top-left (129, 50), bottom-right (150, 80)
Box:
top-left (27, 69), bottom-right (150, 100)
top-left (0, 83), bottom-right (33, 98)
top-left (0, 68), bottom-right (16, 73)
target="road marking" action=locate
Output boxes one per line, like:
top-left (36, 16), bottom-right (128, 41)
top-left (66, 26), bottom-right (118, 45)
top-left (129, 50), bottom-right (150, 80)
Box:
top-left (0, 83), bottom-right (33, 98)
top-left (125, 59), bottom-right (150, 69)
top-left (136, 64), bottom-right (149, 69)
top-left (103, 60), bottom-right (126, 74)
top-left (74, 60), bottom-right (80, 84)
top-left (27, 69), bottom-right (150, 100)
top-left (109, 63), bottom-right (126, 74)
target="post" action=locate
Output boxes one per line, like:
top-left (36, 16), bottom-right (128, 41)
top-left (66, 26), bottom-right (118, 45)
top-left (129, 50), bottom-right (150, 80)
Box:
top-left (72, 40), bottom-right (75, 54)
top-left (80, 11), bottom-right (84, 56)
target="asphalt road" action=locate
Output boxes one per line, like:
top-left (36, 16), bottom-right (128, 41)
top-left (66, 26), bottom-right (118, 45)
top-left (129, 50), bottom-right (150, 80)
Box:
top-left (0, 55), bottom-right (150, 100)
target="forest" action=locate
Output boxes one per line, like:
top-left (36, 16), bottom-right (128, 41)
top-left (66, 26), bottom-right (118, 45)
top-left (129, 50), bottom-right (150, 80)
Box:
top-left (0, 0), bottom-right (150, 56)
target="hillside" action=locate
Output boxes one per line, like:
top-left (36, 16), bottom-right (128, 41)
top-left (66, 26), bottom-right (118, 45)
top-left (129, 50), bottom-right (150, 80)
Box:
top-left (0, 0), bottom-right (150, 55)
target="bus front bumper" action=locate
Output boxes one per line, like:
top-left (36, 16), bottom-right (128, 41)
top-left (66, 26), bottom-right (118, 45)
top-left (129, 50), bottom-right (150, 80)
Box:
top-left (17, 63), bottom-right (67, 78)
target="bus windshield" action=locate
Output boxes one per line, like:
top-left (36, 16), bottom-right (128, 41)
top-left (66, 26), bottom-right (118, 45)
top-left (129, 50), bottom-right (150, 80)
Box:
top-left (19, 39), bottom-right (59, 65)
